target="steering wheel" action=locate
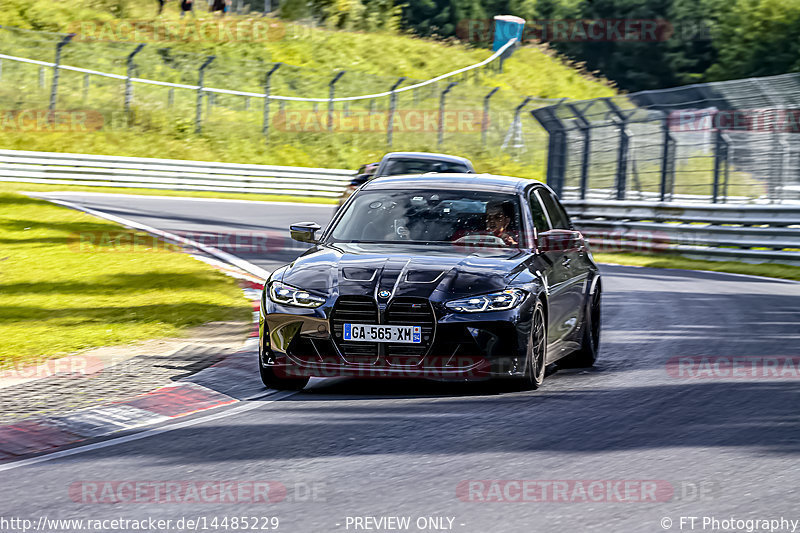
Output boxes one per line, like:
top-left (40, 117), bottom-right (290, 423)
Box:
top-left (452, 233), bottom-right (506, 246)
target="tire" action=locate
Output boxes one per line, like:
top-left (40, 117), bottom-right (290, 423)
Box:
top-left (561, 281), bottom-right (601, 368)
top-left (518, 299), bottom-right (547, 390)
top-left (259, 354), bottom-right (309, 391)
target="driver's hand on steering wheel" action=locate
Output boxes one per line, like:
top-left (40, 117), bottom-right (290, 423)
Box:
top-left (498, 232), bottom-right (518, 246)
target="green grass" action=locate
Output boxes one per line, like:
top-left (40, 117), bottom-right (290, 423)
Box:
top-left (594, 252), bottom-right (800, 282)
top-left (0, 185), bottom-right (252, 368)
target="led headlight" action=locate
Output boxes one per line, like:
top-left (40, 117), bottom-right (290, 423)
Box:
top-left (268, 282), bottom-right (326, 308)
top-left (445, 289), bottom-right (526, 313)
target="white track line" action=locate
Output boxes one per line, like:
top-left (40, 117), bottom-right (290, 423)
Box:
top-left (30, 190), bottom-right (336, 208)
top-left (30, 195), bottom-right (274, 281)
top-left (0, 391), bottom-right (297, 472)
top-left (600, 261), bottom-right (800, 284)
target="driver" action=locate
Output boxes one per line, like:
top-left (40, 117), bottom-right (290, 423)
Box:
top-left (485, 201), bottom-right (519, 246)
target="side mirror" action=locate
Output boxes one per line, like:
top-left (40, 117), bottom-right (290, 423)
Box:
top-left (536, 230), bottom-right (584, 253)
top-left (290, 222), bottom-right (321, 244)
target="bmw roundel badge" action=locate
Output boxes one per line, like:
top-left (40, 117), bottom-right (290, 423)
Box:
top-left (378, 290), bottom-right (391, 299)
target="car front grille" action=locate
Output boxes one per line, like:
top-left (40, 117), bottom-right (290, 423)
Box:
top-left (331, 296), bottom-right (380, 364)
top-left (330, 296), bottom-right (436, 366)
top-left (385, 297), bottom-right (435, 365)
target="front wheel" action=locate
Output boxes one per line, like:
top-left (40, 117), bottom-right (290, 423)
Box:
top-left (518, 300), bottom-right (547, 390)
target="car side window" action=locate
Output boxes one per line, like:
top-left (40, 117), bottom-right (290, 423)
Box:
top-left (528, 191), bottom-right (550, 233)
top-left (538, 190), bottom-right (572, 230)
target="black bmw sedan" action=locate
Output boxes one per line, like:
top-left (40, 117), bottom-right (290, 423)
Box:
top-left (259, 174), bottom-right (601, 390)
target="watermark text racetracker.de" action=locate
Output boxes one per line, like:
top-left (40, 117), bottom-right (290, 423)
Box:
top-left (456, 479), bottom-right (719, 503)
top-left (66, 19), bottom-right (287, 43)
top-left (68, 480), bottom-right (325, 504)
top-left (660, 516), bottom-right (799, 532)
top-left (68, 230), bottom-right (308, 256)
top-left (666, 356), bottom-right (800, 379)
top-left (668, 108), bottom-right (800, 133)
top-left (458, 18), bottom-right (672, 43)
top-left (274, 110), bottom-right (483, 134)
top-left (0, 110), bottom-right (104, 132)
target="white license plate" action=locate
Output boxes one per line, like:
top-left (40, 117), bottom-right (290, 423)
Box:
top-left (343, 323), bottom-right (421, 344)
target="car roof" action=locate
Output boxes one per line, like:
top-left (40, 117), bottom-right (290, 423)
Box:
top-left (363, 173), bottom-right (544, 193)
top-left (382, 152), bottom-right (472, 164)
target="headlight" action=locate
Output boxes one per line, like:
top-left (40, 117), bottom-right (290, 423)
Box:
top-left (268, 282), bottom-right (326, 308)
top-left (445, 289), bottom-right (526, 313)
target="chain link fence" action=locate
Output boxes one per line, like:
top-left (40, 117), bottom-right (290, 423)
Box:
top-left (0, 25), bottom-right (560, 164)
top-left (533, 75), bottom-right (800, 204)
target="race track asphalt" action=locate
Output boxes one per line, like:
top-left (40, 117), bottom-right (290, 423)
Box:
top-left (4, 191), bottom-right (798, 533)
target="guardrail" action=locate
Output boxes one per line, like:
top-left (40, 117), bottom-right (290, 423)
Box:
top-left (0, 149), bottom-right (355, 198)
top-left (1, 148), bottom-right (797, 264)
top-left (563, 200), bottom-right (800, 265)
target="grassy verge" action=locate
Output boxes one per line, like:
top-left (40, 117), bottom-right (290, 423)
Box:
top-left (0, 185), bottom-right (252, 368)
top-left (594, 252), bottom-right (800, 282)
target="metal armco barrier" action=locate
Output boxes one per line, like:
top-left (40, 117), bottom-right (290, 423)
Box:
top-left (1, 148), bottom-right (798, 265)
top-left (0, 149), bottom-right (355, 198)
top-left (564, 200), bottom-right (800, 265)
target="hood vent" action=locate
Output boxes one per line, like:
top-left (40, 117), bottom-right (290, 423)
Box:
top-left (342, 267), bottom-right (378, 281)
top-left (405, 270), bottom-right (445, 283)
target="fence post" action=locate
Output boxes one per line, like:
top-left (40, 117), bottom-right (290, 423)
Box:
top-left (387, 76), bottom-right (406, 146)
top-left (124, 44), bottom-right (146, 117)
top-left (49, 33), bottom-right (74, 113)
top-left (482, 87), bottom-right (499, 146)
top-left (82, 74), bottom-right (89, 102)
top-left (327, 71), bottom-right (345, 132)
top-left (568, 103), bottom-right (592, 200)
top-left (438, 82), bottom-right (458, 146)
top-left (195, 56), bottom-right (215, 134)
top-left (659, 111), bottom-right (673, 202)
top-left (712, 127), bottom-right (722, 203)
top-left (723, 139), bottom-right (730, 202)
top-left (605, 98), bottom-right (632, 201)
top-left (531, 103), bottom-right (568, 197)
top-left (168, 88), bottom-right (174, 108)
top-left (712, 125), bottom-right (730, 204)
top-left (0, 59), bottom-right (3, 82)
top-left (502, 96), bottom-right (533, 154)
top-left (39, 67), bottom-right (45, 89)
top-left (244, 96), bottom-right (249, 111)
top-left (262, 63), bottom-right (281, 140)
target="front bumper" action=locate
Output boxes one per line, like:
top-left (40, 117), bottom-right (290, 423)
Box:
top-left (259, 298), bottom-right (533, 381)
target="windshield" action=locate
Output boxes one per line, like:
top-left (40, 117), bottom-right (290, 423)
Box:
top-left (329, 189), bottom-right (524, 248)
top-left (382, 158), bottom-right (470, 175)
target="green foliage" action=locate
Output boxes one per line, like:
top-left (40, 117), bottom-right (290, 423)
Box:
top-left (279, 0), bottom-right (402, 31)
top-left (706, 0), bottom-right (800, 81)
top-left (398, 0), bottom-right (800, 92)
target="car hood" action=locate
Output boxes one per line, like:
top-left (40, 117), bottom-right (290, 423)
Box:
top-left (278, 242), bottom-right (534, 300)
